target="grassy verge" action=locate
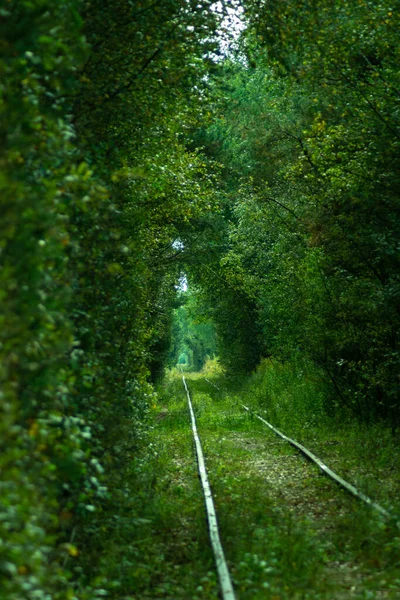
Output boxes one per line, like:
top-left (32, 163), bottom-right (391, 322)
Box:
top-left (192, 373), bottom-right (400, 598)
top-left (231, 358), bottom-right (400, 515)
top-left (119, 377), bottom-right (221, 600)
top-left (186, 377), bottom-right (332, 599)
top-left (109, 364), bottom-right (400, 599)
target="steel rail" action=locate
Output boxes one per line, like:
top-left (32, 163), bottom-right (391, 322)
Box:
top-left (242, 404), bottom-right (392, 520)
top-left (204, 378), bottom-right (221, 391)
top-left (183, 376), bottom-right (236, 600)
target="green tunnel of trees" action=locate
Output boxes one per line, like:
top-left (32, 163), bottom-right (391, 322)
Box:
top-left (168, 294), bottom-right (217, 372)
top-left (1, 0), bottom-right (400, 597)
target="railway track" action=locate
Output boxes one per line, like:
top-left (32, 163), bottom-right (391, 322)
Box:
top-left (182, 376), bottom-right (236, 600)
top-left (241, 405), bottom-right (392, 520)
top-left (182, 376), bottom-right (397, 600)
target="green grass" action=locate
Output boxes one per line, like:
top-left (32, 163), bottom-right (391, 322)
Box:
top-left (101, 365), bottom-right (400, 599)
top-left (204, 360), bottom-right (400, 599)
top-left (154, 370), bottom-right (400, 598)
top-left (185, 378), bottom-right (335, 599)
top-left (232, 358), bottom-right (400, 515)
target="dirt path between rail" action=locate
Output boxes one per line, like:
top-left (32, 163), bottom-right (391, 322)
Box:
top-left (189, 379), bottom-right (400, 600)
top-left (204, 431), bottom-right (376, 599)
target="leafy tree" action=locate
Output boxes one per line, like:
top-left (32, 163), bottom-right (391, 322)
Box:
top-left (0, 1), bottom-right (222, 597)
top-left (188, 1), bottom-right (400, 419)
top-left (241, 0), bottom-right (400, 420)
top-left (168, 291), bottom-right (217, 371)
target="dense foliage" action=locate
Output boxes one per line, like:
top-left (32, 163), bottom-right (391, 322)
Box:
top-left (185, 0), bottom-right (400, 422)
top-left (2, 0), bottom-right (400, 597)
top-left (168, 291), bottom-right (217, 371)
top-left (1, 1), bottom-right (220, 597)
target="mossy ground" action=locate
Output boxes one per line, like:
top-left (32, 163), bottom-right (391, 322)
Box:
top-left (125, 368), bottom-right (400, 599)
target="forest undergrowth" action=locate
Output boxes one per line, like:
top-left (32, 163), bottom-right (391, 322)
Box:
top-left (230, 357), bottom-right (400, 514)
top-left (142, 362), bottom-right (400, 599)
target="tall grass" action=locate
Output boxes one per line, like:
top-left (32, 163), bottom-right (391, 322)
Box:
top-left (236, 356), bottom-right (334, 436)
